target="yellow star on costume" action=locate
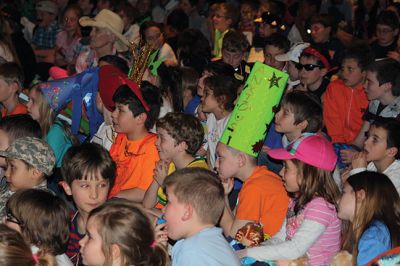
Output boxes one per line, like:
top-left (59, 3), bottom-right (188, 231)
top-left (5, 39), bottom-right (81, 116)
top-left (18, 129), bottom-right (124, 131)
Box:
top-left (268, 72), bottom-right (282, 89)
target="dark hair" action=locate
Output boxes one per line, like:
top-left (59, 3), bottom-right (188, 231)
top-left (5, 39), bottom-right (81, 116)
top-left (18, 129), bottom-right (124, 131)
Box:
top-left (112, 81), bottom-right (162, 130)
top-left (0, 62), bottom-right (24, 89)
top-left (376, 10), bottom-right (399, 30)
top-left (371, 117), bottom-right (400, 159)
top-left (354, 0), bottom-right (379, 39)
top-left (98, 55), bottom-right (129, 74)
top-left (204, 74), bottom-right (239, 112)
top-left (166, 8), bottom-right (189, 33)
top-left (203, 61), bottom-right (235, 77)
top-left (157, 65), bottom-right (184, 112)
top-left (115, 2), bottom-right (138, 24)
top-left (264, 33), bottom-right (290, 53)
top-left (222, 30), bottom-right (250, 53)
top-left (0, 114), bottom-right (42, 143)
top-left (240, 0), bottom-right (260, 11)
top-left (343, 43), bottom-right (374, 71)
top-left (156, 112), bottom-right (204, 155)
top-left (266, 0), bottom-right (287, 18)
top-left (281, 91), bottom-right (323, 132)
top-left (343, 171), bottom-right (400, 261)
top-left (181, 66), bottom-right (199, 98)
top-left (310, 13), bottom-right (337, 33)
top-left (163, 168), bottom-right (224, 225)
top-left (140, 21), bottom-right (163, 40)
top-left (61, 143), bottom-right (116, 186)
top-left (301, 0), bottom-right (322, 14)
top-left (367, 58), bottom-right (400, 96)
top-left (6, 189), bottom-right (70, 256)
top-left (216, 3), bottom-right (240, 26)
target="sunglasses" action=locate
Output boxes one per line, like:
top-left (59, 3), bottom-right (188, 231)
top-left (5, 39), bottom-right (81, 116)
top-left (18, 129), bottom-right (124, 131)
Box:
top-left (295, 63), bottom-right (323, 71)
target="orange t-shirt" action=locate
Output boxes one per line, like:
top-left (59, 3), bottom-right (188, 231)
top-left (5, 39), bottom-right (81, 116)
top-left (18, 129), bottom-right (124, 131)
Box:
top-left (1, 102), bottom-right (27, 117)
top-left (235, 166), bottom-right (289, 238)
top-left (109, 133), bottom-right (159, 198)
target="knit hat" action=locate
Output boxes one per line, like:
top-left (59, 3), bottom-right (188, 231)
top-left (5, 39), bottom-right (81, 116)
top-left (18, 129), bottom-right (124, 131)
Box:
top-left (36, 1), bottom-right (58, 15)
top-left (275, 42), bottom-right (310, 63)
top-left (79, 9), bottom-right (130, 52)
top-left (268, 133), bottom-right (337, 171)
top-left (0, 137), bottom-right (55, 176)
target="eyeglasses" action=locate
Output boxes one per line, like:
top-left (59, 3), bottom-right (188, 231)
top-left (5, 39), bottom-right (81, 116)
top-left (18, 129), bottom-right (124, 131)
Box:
top-left (295, 63), bottom-right (323, 71)
top-left (5, 209), bottom-right (23, 226)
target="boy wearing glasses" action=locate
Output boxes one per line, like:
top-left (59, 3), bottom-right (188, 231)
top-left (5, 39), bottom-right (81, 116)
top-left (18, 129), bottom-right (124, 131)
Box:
top-left (371, 10), bottom-right (399, 59)
top-left (296, 46), bottom-right (331, 100)
top-left (323, 44), bottom-right (373, 144)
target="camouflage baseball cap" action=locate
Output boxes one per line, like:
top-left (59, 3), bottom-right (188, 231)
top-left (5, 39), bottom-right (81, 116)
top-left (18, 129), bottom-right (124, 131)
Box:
top-left (0, 137), bottom-right (56, 176)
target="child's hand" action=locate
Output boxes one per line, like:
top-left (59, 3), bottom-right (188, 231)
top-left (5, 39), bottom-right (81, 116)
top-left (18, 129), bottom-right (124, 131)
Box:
top-left (196, 105), bottom-right (207, 121)
top-left (340, 167), bottom-right (351, 184)
top-left (153, 160), bottom-right (170, 186)
top-left (220, 177), bottom-right (234, 195)
top-left (351, 151), bottom-right (367, 169)
top-left (387, 51), bottom-right (400, 62)
top-left (154, 221), bottom-right (168, 247)
top-left (261, 145), bottom-right (271, 153)
top-left (340, 149), bottom-right (356, 164)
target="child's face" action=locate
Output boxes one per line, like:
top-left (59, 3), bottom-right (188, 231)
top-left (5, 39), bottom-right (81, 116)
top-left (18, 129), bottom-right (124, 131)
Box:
top-left (222, 49), bottom-right (244, 68)
top-left (240, 4), bottom-right (256, 24)
top-left (259, 23), bottom-right (275, 38)
top-left (212, 8), bottom-right (232, 32)
top-left (63, 9), bottom-right (80, 33)
top-left (364, 125), bottom-right (391, 162)
top-left (201, 86), bottom-right (220, 114)
top-left (90, 27), bottom-right (113, 50)
top-left (62, 176), bottom-right (110, 216)
top-left (337, 182), bottom-right (356, 222)
top-left (163, 187), bottom-right (188, 240)
top-left (364, 71), bottom-right (385, 101)
top-left (26, 89), bottom-right (41, 121)
top-left (179, 0), bottom-right (194, 14)
top-left (79, 216), bottom-right (106, 266)
top-left (0, 129), bottom-right (10, 168)
top-left (144, 26), bottom-right (164, 49)
top-left (4, 158), bottom-right (37, 192)
top-left (0, 79), bottom-right (15, 104)
top-left (215, 142), bottom-right (240, 180)
top-left (264, 45), bottom-right (286, 70)
top-left (299, 56), bottom-right (325, 87)
top-left (36, 11), bottom-right (56, 27)
top-left (274, 105), bottom-right (299, 134)
top-left (156, 128), bottom-right (180, 161)
top-left (111, 103), bottom-right (138, 134)
top-left (288, 61), bottom-right (300, 81)
top-left (279, 160), bottom-right (300, 192)
top-left (376, 24), bottom-right (398, 47)
top-left (341, 58), bottom-right (365, 88)
top-left (310, 23), bottom-right (331, 44)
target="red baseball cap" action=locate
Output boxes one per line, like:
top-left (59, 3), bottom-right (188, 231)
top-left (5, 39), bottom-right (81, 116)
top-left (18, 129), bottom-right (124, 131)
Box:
top-left (98, 65), bottom-right (150, 112)
top-left (268, 133), bottom-right (337, 171)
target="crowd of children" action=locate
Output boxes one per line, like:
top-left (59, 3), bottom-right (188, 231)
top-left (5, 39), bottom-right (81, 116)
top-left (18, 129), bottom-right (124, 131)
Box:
top-left (1, 0), bottom-right (400, 266)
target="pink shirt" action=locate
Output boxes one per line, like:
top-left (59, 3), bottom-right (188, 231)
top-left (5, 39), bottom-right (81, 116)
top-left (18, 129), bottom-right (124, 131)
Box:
top-left (287, 197), bottom-right (341, 265)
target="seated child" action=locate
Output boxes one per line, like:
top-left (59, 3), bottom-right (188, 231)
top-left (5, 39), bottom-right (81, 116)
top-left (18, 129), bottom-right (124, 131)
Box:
top-left (5, 189), bottom-right (71, 265)
top-left (109, 80), bottom-right (162, 201)
top-left (0, 63), bottom-right (27, 117)
top-left (60, 142), bottom-right (116, 265)
top-left (201, 74), bottom-right (239, 169)
top-left (217, 141), bottom-right (289, 240)
top-left (0, 137), bottom-right (55, 218)
top-left (339, 171), bottom-right (400, 265)
top-left (238, 134), bottom-right (341, 265)
top-left (296, 46), bottom-right (332, 100)
top-left (238, 0), bottom-right (258, 41)
top-left (0, 224), bottom-right (52, 265)
top-left (347, 118), bottom-right (400, 193)
top-left (371, 10), bottom-right (399, 59)
top-left (163, 168), bottom-right (241, 265)
top-left (0, 114), bottom-right (42, 179)
top-left (143, 112), bottom-right (207, 209)
top-left (263, 33), bottom-right (290, 71)
top-left (323, 44), bottom-right (373, 144)
top-left (80, 199), bottom-right (170, 266)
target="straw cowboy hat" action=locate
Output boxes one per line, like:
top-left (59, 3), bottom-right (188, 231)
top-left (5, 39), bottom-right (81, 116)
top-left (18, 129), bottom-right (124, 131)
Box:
top-left (79, 9), bottom-right (130, 52)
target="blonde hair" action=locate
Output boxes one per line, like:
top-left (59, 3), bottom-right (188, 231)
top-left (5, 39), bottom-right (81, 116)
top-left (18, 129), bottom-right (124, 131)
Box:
top-left (88, 199), bottom-right (170, 266)
top-left (29, 85), bottom-right (56, 137)
top-left (342, 171), bottom-right (400, 265)
top-left (292, 159), bottom-right (340, 214)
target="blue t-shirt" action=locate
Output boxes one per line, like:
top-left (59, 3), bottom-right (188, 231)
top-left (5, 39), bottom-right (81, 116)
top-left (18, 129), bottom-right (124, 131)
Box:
top-left (172, 227), bottom-right (241, 266)
top-left (46, 120), bottom-right (73, 168)
top-left (357, 220), bottom-right (392, 266)
top-left (184, 95), bottom-right (201, 115)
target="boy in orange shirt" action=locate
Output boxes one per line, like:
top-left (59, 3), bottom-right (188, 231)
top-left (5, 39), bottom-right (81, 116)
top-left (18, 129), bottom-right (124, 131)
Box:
top-left (323, 45), bottom-right (373, 143)
top-left (109, 78), bottom-right (162, 202)
top-left (0, 63), bottom-right (27, 117)
top-left (217, 142), bottom-right (289, 240)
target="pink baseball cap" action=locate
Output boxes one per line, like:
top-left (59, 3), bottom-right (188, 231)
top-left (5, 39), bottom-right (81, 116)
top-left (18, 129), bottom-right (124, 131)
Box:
top-left (268, 134), bottom-right (337, 171)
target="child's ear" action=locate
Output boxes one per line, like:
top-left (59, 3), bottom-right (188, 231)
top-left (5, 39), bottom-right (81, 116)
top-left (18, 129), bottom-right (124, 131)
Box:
top-left (320, 68), bottom-right (328, 77)
top-left (136, 112), bottom-right (148, 124)
top-left (356, 189), bottom-right (366, 202)
top-left (110, 243), bottom-right (122, 261)
top-left (394, 28), bottom-right (399, 36)
top-left (31, 168), bottom-right (43, 181)
top-left (177, 141), bottom-right (188, 152)
top-left (182, 203), bottom-right (193, 221)
top-left (60, 181), bottom-right (73, 196)
top-left (237, 152), bottom-right (247, 168)
top-left (381, 82), bottom-right (392, 93)
top-left (386, 146), bottom-right (398, 159)
top-left (297, 120), bottom-right (308, 131)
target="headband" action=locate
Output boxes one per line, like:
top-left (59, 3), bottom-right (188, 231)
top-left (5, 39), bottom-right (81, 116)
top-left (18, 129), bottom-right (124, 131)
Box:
top-left (302, 47), bottom-right (330, 70)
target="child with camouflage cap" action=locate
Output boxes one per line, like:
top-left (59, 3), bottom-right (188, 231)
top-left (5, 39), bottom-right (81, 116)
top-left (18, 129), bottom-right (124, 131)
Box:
top-left (0, 137), bottom-right (55, 218)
